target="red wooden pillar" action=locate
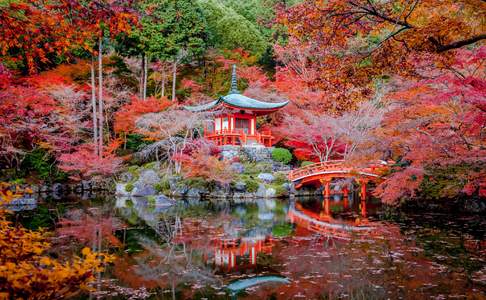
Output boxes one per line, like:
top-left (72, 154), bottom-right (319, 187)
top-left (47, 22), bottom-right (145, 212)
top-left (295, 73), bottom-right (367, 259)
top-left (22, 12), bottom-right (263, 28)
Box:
top-left (359, 179), bottom-right (368, 201)
top-left (343, 185), bottom-right (349, 209)
top-left (320, 178), bottom-right (331, 215)
top-left (359, 179), bottom-right (368, 218)
top-left (323, 197), bottom-right (330, 215)
top-left (321, 179), bottom-right (331, 198)
top-left (360, 199), bottom-right (367, 218)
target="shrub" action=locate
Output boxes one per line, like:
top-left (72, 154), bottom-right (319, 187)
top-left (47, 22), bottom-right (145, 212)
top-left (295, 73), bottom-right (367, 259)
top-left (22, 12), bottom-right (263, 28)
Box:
top-left (125, 134), bottom-right (153, 152)
top-left (274, 184), bottom-right (288, 197)
top-left (154, 178), bottom-right (171, 193)
top-left (125, 182), bottom-right (134, 192)
top-left (244, 178), bottom-right (260, 193)
top-left (272, 148), bottom-right (292, 164)
top-left (301, 161), bottom-right (314, 167)
top-left (273, 172), bottom-right (288, 185)
top-left (182, 177), bottom-right (210, 190)
top-left (20, 148), bottom-right (67, 181)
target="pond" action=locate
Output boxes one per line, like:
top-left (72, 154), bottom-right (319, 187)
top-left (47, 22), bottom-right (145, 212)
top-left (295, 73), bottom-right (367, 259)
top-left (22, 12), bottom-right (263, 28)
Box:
top-left (15, 192), bottom-right (486, 299)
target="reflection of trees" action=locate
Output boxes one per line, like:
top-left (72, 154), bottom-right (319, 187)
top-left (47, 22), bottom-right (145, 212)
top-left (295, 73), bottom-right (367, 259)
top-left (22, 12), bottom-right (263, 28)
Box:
top-left (129, 212), bottom-right (222, 299)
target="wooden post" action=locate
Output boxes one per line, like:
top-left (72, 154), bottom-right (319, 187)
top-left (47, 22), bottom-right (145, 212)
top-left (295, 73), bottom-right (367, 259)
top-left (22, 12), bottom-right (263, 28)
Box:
top-left (323, 197), bottom-right (330, 215)
top-left (321, 179), bottom-right (331, 198)
top-left (360, 199), bottom-right (367, 218)
top-left (320, 178), bottom-right (331, 215)
top-left (360, 179), bottom-right (367, 201)
top-left (343, 185), bottom-right (349, 209)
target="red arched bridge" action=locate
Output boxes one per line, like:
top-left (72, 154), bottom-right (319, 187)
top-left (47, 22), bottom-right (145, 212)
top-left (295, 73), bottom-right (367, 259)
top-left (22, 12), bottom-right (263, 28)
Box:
top-left (288, 160), bottom-right (387, 199)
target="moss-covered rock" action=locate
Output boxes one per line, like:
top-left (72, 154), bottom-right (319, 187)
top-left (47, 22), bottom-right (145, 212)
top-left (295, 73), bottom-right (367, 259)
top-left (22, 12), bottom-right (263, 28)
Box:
top-left (125, 182), bottom-right (134, 192)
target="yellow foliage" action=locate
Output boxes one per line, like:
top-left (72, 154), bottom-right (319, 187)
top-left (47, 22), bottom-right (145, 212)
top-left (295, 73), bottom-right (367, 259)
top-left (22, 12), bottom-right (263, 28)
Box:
top-left (0, 183), bottom-right (114, 299)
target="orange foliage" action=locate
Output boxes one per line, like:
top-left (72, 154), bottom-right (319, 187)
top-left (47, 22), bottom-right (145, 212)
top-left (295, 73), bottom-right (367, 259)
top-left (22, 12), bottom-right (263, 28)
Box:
top-left (114, 97), bottom-right (171, 135)
top-left (0, 184), bottom-right (114, 299)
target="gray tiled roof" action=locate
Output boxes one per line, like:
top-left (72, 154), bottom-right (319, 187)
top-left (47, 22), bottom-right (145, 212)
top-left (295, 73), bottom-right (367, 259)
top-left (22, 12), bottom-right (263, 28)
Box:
top-left (184, 93), bottom-right (289, 112)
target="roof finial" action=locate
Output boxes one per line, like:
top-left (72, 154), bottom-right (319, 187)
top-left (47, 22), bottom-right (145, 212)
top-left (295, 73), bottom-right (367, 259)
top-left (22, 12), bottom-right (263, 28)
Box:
top-left (230, 64), bottom-right (239, 94)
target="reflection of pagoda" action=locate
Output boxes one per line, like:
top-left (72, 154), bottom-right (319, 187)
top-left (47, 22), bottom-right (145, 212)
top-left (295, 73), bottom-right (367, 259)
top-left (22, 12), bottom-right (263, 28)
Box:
top-left (213, 237), bottom-right (273, 271)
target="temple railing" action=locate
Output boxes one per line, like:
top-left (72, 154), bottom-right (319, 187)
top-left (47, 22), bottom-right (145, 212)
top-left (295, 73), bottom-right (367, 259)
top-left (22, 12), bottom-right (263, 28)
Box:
top-left (203, 129), bottom-right (273, 147)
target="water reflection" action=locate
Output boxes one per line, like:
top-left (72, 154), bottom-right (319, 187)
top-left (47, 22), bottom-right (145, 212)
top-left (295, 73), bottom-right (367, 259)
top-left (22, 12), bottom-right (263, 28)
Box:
top-left (13, 192), bottom-right (486, 299)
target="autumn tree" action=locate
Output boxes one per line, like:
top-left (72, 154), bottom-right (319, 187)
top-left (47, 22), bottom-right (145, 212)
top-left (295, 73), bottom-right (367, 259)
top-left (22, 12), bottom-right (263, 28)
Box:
top-left (135, 109), bottom-right (210, 173)
top-left (275, 0), bottom-right (486, 111)
top-left (369, 47), bottom-right (486, 203)
top-left (0, 184), bottom-right (113, 299)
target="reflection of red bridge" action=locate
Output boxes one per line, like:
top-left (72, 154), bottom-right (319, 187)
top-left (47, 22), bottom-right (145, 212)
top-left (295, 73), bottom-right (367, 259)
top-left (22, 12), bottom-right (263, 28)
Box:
top-left (288, 160), bottom-right (387, 198)
top-left (288, 202), bottom-right (384, 241)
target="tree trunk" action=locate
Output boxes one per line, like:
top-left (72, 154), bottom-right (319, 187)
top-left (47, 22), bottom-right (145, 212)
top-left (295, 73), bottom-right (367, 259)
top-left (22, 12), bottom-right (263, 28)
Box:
top-left (139, 54), bottom-right (144, 99)
top-left (171, 60), bottom-right (177, 102)
top-left (143, 54), bottom-right (148, 100)
top-left (98, 39), bottom-right (104, 157)
top-left (90, 57), bottom-right (98, 156)
top-left (161, 72), bottom-right (166, 98)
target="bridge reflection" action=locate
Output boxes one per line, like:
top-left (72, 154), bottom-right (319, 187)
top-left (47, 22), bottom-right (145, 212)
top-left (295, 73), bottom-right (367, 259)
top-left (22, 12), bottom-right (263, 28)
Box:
top-left (288, 195), bottom-right (385, 241)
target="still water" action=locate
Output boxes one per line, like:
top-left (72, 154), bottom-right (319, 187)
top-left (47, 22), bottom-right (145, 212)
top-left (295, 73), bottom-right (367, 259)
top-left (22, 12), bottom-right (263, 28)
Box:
top-left (16, 193), bottom-right (486, 299)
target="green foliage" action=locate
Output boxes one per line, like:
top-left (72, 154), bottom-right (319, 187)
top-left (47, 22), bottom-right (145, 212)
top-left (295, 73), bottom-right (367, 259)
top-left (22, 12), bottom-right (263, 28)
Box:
top-left (125, 134), bottom-right (153, 152)
top-left (273, 184), bottom-right (287, 197)
top-left (125, 182), bottom-right (134, 192)
top-left (272, 223), bottom-right (293, 237)
top-left (243, 162), bottom-right (272, 175)
top-left (272, 148), bottom-right (292, 164)
top-left (154, 178), bottom-right (171, 194)
top-left (244, 178), bottom-right (259, 193)
top-left (419, 164), bottom-right (483, 200)
top-left (20, 148), bottom-right (67, 182)
top-left (125, 0), bottom-right (208, 59)
top-left (198, 0), bottom-right (267, 57)
top-left (273, 172), bottom-right (288, 185)
top-left (127, 166), bottom-right (140, 178)
top-left (301, 161), bottom-right (314, 167)
top-left (181, 177), bottom-right (211, 190)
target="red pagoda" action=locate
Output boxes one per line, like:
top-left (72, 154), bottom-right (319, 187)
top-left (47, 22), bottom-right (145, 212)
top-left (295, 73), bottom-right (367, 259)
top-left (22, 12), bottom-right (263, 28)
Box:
top-left (185, 65), bottom-right (288, 147)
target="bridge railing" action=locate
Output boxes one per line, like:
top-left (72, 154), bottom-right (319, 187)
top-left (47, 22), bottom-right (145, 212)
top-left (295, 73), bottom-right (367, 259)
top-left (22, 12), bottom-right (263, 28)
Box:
top-left (288, 160), bottom-right (387, 182)
top-left (288, 160), bottom-right (345, 181)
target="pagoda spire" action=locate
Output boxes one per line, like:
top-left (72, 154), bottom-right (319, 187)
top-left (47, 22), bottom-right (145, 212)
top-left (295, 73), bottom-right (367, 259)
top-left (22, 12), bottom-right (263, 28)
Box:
top-left (230, 64), bottom-right (239, 94)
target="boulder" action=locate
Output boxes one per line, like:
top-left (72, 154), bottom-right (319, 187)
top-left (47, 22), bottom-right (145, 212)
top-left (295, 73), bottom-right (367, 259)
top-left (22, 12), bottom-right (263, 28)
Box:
top-left (231, 162), bottom-right (245, 174)
top-left (256, 184), bottom-right (266, 198)
top-left (265, 187), bottom-right (276, 198)
top-left (173, 185), bottom-right (189, 197)
top-left (272, 162), bottom-right (291, 172)
top-left (129, 169), bottom-right (160, 197)
top-left (220, 146), bottom-right (240, 160)
top-left (256, 184), bottom-right (277, 198)
top-left (209, 189), bottom-right (229, 199)
top-left (234, 181), bottom-right (247, 192)
top-left (81, 180), bottom-right (91, 191)
top-left (116, 183), bottom-right (130, 196)
top-left (187, 188), bottom-right (203, 199)
top-left (233, 192), bottom-right (253, 199)
top-left (168, 176), bottom-right (181, 190)
top-left (131, 185), bottom-right (156, 197)
top-left (138, 169), bottom-right (160, 186)
top-left (51, 183), bottom-right (63, 194)
top-left (119, 172), bottom-right (133, 183)
top-left (29, 185), bottom-right (40, 193)
top-left (258, 173), bottom-right (275, 183)
top-left (153, 195), bottom-right (176, 208)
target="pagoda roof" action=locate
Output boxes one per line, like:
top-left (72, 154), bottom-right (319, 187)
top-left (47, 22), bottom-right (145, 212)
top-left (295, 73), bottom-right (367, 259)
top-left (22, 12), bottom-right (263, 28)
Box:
top-left (184, 65), bottom-right (289, 113)
top-left (184, 93), bottom-right (289, 112)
